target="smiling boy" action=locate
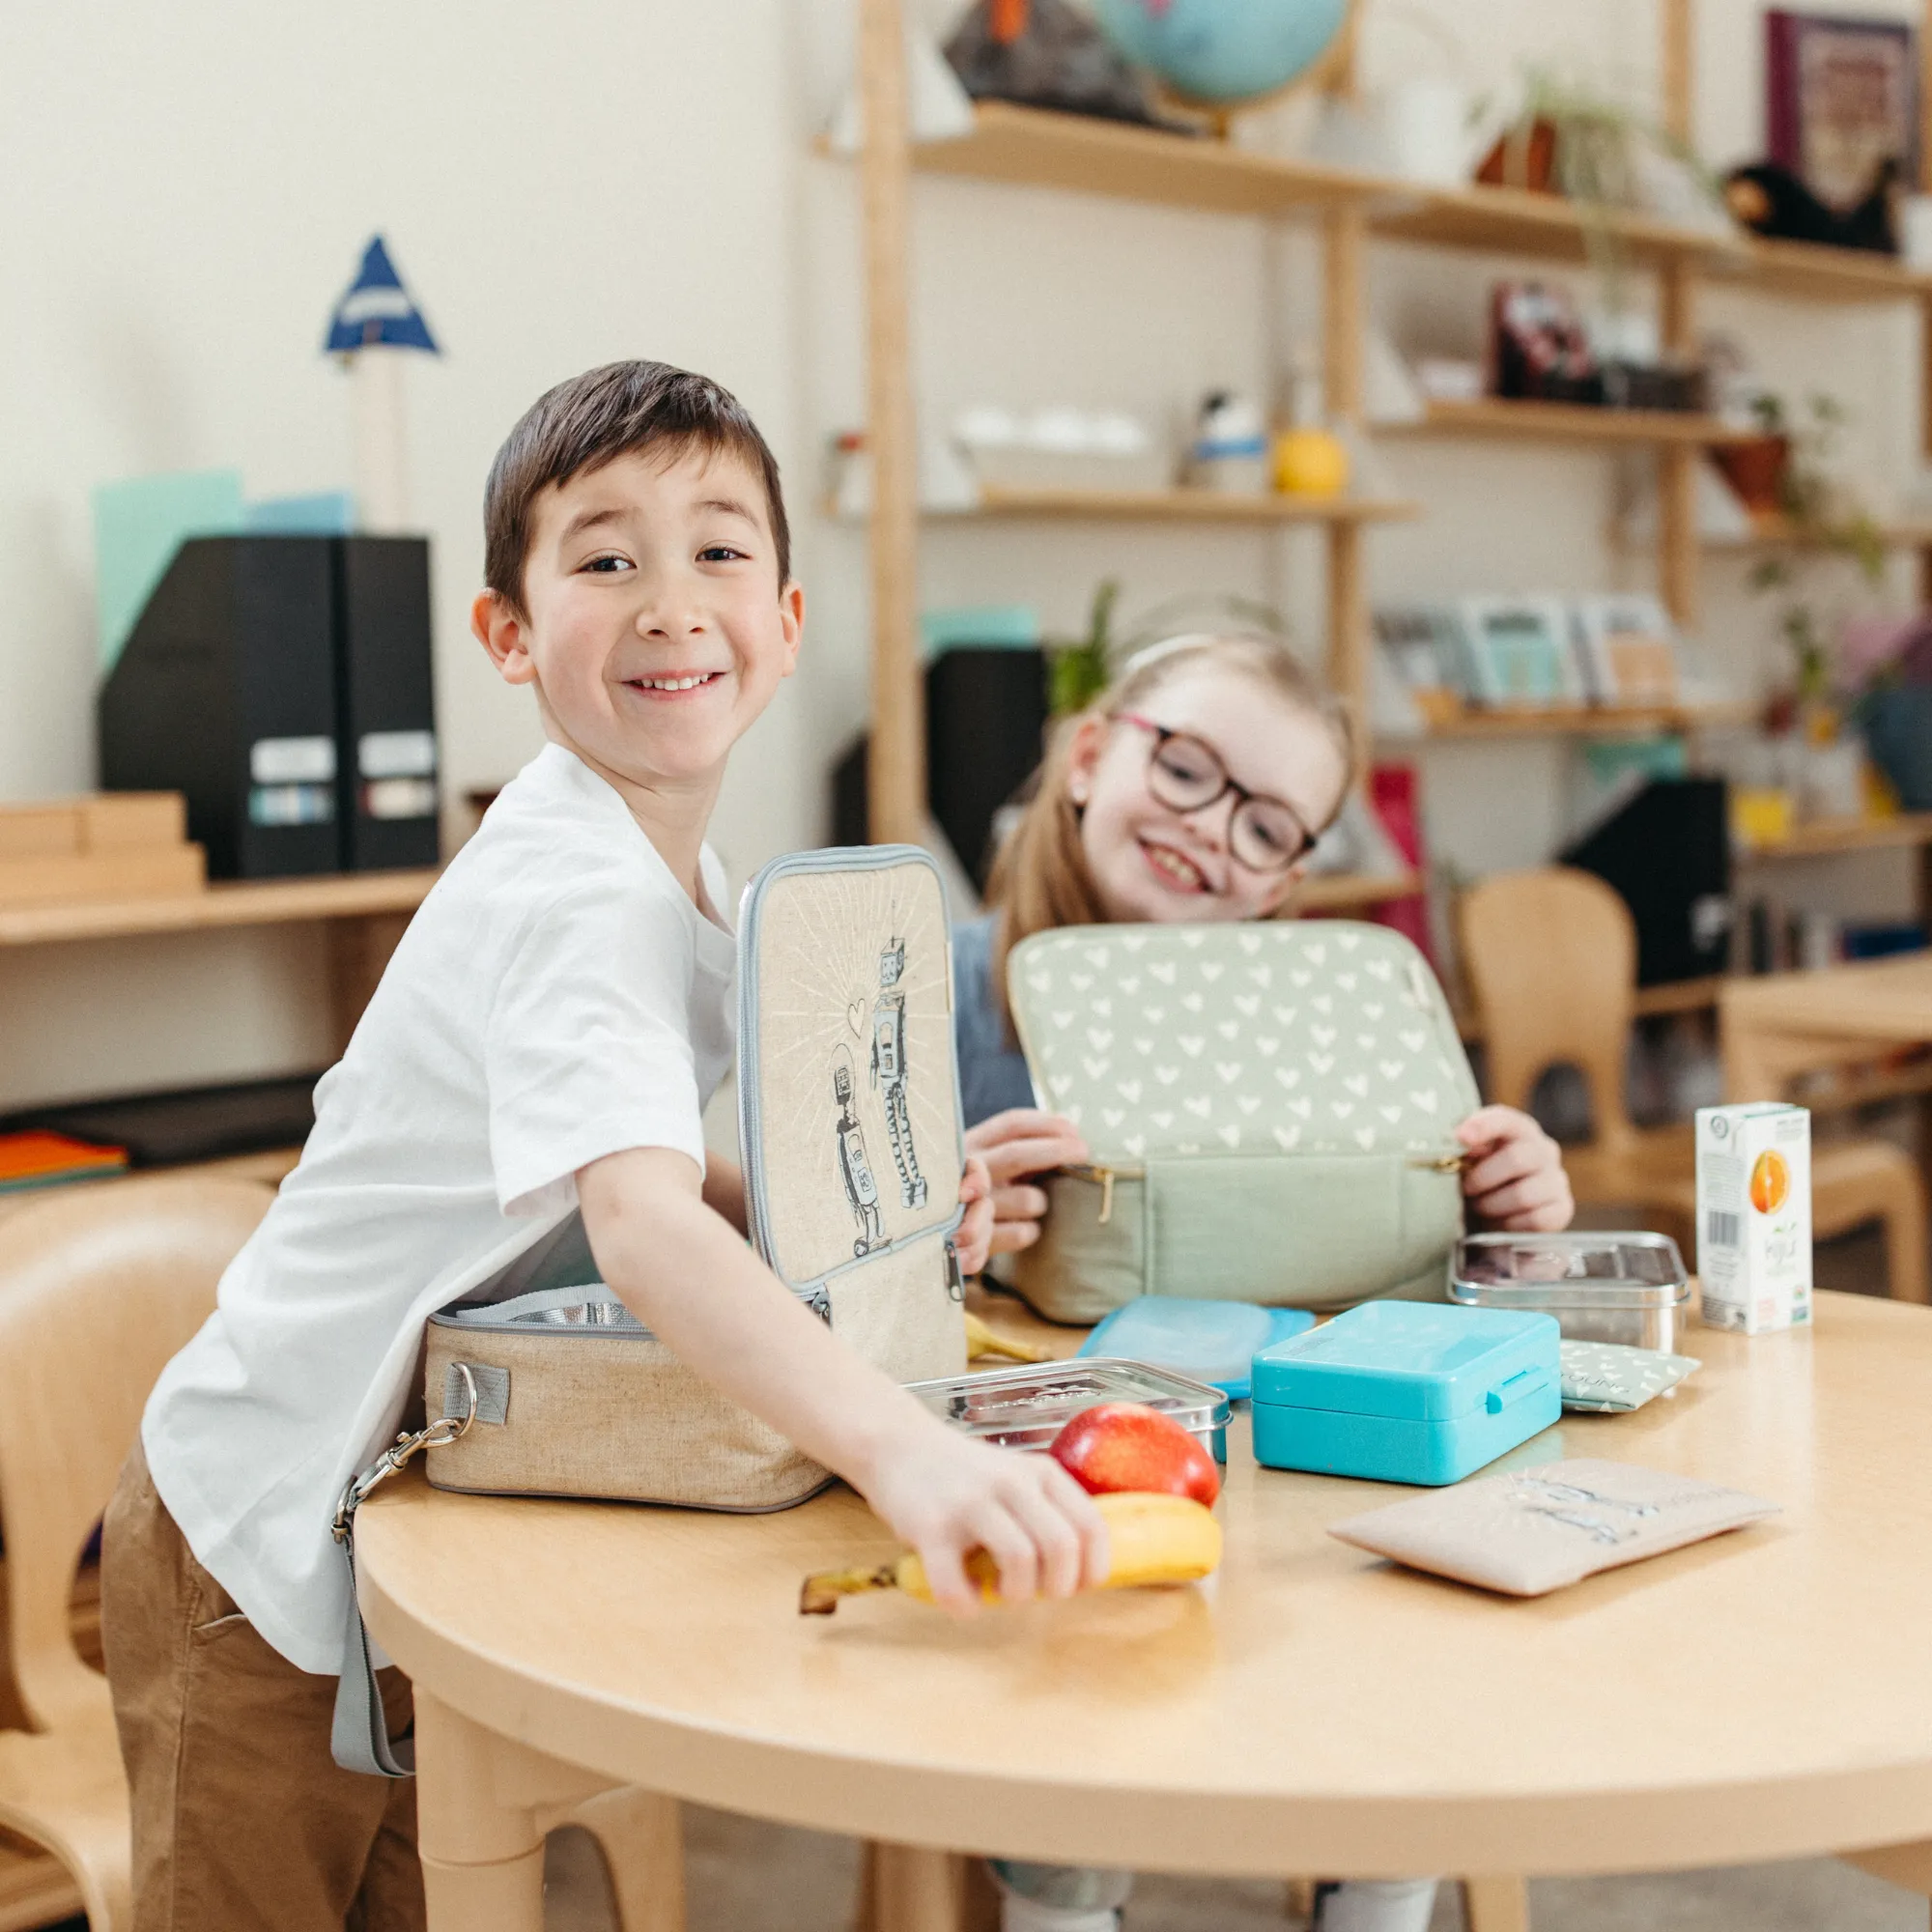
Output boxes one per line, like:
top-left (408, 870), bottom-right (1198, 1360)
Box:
top-left (102, 361), bottom-right (1105, 1932)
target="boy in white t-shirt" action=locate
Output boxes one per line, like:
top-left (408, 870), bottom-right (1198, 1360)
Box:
top-left (101, 360), bottom-right (1107, 1931)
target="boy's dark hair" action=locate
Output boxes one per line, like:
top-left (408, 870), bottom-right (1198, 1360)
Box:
top-left (483, 359), bottom-right (790, 613)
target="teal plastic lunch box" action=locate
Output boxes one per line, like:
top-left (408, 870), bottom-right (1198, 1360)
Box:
top-left (1249, 1301), bottom-right (1561, 1486)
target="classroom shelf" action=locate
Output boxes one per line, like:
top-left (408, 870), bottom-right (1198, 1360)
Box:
top-left (911, 99), bottom-right (1381, 219)
top-left (1738, 813), bottom-right (1932, 860)
top-left (1297, 869), bottom-right (1420, 912)
top-left (1374, 398), bottom-right (1756, 448)
top-left (910, 104), bottom-right (1932, 308)
top-left (962, 485), bottom-right (1418, 526)
top-left (1695, 515), bottom-right (1932, 551)
top-left (0, 869), bottom-right (439, 947)
top-left (1379, 702), bottom-right (1756, 744)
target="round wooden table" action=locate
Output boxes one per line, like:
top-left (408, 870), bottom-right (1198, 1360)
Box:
top-left (355, 1292), bottom-right (1932, 1931)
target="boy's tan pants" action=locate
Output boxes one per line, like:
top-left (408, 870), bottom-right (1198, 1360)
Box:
top-left (101, 1439), bottom-right (426, 1932)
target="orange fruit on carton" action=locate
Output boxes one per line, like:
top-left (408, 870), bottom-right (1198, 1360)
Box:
top-left (1749, 1149), bottom-right (1790, 1215)
top-left (1048, 1401), bottom-right (1220, 1508)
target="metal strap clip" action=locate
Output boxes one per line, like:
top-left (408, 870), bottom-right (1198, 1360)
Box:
top-left (330, 1362), bottom-right (477, 1544)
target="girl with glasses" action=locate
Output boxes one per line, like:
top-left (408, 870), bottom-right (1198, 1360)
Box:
top-left (951, 633), bottom-right (1574, 1932)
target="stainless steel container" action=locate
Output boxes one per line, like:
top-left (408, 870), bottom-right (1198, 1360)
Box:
top-left (904, 1357), bottom-right (1232, 1463)
top-left (1449, 1232), bottom-right (1690, 1352)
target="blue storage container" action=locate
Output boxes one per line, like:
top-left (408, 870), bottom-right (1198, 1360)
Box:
top-left (1250, 1301), bottom-right (1561, 1486)
top-left (1076, 1296), bottom-right (1314, 1398)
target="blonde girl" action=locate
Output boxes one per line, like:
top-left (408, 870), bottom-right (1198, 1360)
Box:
top-left (949, 634), bottom-right (1574, 1932)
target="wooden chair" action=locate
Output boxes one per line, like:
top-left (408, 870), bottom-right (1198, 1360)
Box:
top-left (1460, 868), bottom-right (1929, 1304)
top-left (0, 1176), bottom-right (274, 1930)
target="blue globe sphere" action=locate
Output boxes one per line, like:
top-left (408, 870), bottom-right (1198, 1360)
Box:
top-left (1092, 0), bottom-right (1350, 108)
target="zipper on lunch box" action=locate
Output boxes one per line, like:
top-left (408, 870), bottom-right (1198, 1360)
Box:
top-left (1064, 1151), bottom-right (1463, 1223)
top-left (1062, 1161), bottom-right (1143, 1226)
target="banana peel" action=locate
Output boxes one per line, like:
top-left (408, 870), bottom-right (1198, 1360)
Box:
top-left (963, 1310), bottom-right (1052, 1364)
top-left (799, 1490), bottom-right (1221, 1614)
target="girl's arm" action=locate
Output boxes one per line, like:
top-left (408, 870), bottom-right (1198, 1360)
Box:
top-left (578, 1146), bottom-right (1082, 1606)
top-left (1455, 1105), bottom-right (1575, 1233)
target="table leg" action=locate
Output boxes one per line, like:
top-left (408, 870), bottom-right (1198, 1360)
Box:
top-left (412, 1689), bottom-right (614, 1932)
top-left (1462, 1875), bottom-right (1530, 1932)
top-left (568, 1785), bottom-right (686, 1932)
top-left (1845, 1841), bottom-right (1932, 1898)
top-left (871, 1844), bottom-right (967, 1932)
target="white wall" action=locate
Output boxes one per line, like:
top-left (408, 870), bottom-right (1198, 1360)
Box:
top-left (0, 0), bottom-right (1921, 1108)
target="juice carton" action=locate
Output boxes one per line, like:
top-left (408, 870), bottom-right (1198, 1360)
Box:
top-left (1695, 1103), bottom-right (1812, 1333)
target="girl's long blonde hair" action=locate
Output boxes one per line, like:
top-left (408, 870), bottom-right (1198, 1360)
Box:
top-left (983, 633), bottom-right (1359, 1010)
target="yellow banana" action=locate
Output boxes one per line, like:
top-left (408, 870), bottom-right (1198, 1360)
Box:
top-left (799, 1490), bottom-right (1221, 1614)
top-left (963, 1310), bottom-right (1052, 1363)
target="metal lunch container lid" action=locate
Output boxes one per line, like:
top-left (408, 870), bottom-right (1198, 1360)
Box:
top-left (904, 1357), bottom-right (1232, 1451)
top-left (1450, 1232), bottom-right (1690, 1310)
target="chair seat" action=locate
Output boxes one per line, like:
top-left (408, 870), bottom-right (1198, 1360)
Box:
top-left (0, 1683), bottom-right (131, 1930)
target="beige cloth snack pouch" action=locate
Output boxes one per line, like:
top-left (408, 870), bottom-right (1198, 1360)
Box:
top-left (1328, 1458), bottom-right (1778, 1596)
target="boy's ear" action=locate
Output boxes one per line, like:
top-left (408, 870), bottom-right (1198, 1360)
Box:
top-left (776, 581), bottom-right (805, 680)
top-left (472, 591), bottom-right (537, 687)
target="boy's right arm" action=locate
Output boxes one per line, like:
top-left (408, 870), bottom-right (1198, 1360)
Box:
top-left (577, 1146), bottom-right (1107, 1610)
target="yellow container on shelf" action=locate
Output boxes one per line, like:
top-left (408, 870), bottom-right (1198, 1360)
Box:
top-left (1730, 785), bottom-right (1795, 850)
top-left (1272, 424), bottom-right (1349, 498)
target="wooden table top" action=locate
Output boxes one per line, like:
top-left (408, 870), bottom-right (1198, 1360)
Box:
top-left (1719, 954), bottom-right (1932, 1043)
top-left (356, 1292), bottom-right (1932, 1882)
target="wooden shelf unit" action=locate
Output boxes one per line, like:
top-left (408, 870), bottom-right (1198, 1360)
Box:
top-left (1738, 813), bottom-right (1932, 861)
top-left (1297, 869), bottom-right (1420, 912)
top-left (0, 868), bottom-right (437, 948)
top-left (1380, 702), bottom-right (1754, 743)
top-left (959, 485), bottom-right (1417, 526)
top-left (1376, 398), bottom-right (1753, 448)
top-left (911, 101), bottom-right (1932, 307)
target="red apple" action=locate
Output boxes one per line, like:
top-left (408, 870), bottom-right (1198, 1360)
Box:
top-left (1048, 1402), bottom-right (1220, 1507)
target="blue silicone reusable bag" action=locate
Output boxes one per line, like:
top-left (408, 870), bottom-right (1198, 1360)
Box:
top-left (1077, 1296), bottom-right (1313, 1398)
top-left (1249, 1300), bottom-right (1560, 1485)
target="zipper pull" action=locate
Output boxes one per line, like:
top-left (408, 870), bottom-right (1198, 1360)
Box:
top-left (1408, 1151), bottom-right (1470, 1175)
top-left (1062, 1162), bottom-right (1119, 1224)
top-left (943, 1239), bottom-right (965, 1304)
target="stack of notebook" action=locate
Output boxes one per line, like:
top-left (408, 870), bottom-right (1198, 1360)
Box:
top-left (0, 1130), bottom-right (129, 1194)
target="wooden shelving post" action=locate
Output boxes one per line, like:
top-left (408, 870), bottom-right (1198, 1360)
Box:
top-left (859, 0), bottom-right (925, 845)
top-left (1322, 205), bottom-right (1369, 734)
top-left (1658, 256), bottom-right (1701, 631)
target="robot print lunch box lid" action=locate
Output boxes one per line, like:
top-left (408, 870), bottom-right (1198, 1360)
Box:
top-left (736, 845), bottom-right (967, 1294)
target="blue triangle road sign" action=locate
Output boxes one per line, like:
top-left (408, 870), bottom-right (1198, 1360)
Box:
top-left (325, 236), bottom-right (440, 355)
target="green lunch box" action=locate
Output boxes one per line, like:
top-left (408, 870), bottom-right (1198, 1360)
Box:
top-left (1004, 921), bottom-right (1481, 1322)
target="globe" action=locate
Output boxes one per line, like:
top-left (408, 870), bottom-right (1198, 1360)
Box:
top-left (1092, 0), bottom-right (1351, 109)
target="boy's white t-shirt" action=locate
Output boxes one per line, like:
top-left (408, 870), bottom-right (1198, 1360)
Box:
top-left (142, 742), bottom-right (738, 1674)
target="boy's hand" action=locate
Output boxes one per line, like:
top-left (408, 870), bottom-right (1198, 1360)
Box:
top-left (1456, 1105), bottom-right (1575, 1233)
top-left (859, 1418), bottom-right (1109, 1615)
top-left (954, 1155), bottom-right (996, 1276)
top-left (963, 1108), bottom-right (1090, 1255)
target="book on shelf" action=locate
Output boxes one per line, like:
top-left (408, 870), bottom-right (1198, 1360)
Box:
top-left (0, 1130), bottom-right (128, 1194)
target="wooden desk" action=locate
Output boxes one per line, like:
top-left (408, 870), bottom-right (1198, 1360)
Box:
top-left (355, 1293), bottom-right (1932, 1931)
top-left (1721, 956), bottom-right (1932, 1103)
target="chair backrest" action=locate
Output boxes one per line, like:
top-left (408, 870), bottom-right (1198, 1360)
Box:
top-left (0, 1177), bottom-right (270, 1729)
top-left (1458, 867), bottom-right (1638, 1151)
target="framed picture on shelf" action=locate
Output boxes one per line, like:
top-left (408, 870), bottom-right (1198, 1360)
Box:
top-left (1767, 9), bottom-right (1918, 212)
top-left (1573, 594), bottom-right (1680, 707)
top-left (1456, 596), bottom-right (1583, 708)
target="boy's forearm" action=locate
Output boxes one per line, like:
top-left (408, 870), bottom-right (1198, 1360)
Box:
top-left (580, 1149), bottom-right (924, 1492)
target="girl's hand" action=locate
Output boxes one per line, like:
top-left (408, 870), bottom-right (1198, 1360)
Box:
top-left (963, 1108), bottom-right (1091, 1255)
top-left (859, 1419), bottom-right (1110, 1614)
top-left (1455, 1105), bottom-right (1575, 1233)
top-left (953, 1155), bottom-right (996, 1276)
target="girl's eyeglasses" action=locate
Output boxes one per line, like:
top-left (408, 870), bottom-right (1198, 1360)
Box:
top-left (1114, 713), bottom-right (1316, 874)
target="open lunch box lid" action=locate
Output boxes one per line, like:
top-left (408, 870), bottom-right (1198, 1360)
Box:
top-left (1076, 1296), bottom-right (1315, 1398)
top-left (1250, 1300), bottom-right (1560, 1423)
top-left (904, 1357), bottom-right (1231, 1451)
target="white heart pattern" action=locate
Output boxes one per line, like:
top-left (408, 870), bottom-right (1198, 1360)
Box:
top-left (1354, 1127), bottom-right (1377, 1150)
top-left (1181, 992), bottom-right (1205, 1012)
top-left (1248, 965), bottom-right (1272, 986)
top-left (1082, 1057), bottom-right (1109, 1077)
top-left (1183, 1095), bottom-right (1212, 1117)
top-left (1217, 1125), bottom-right (1241, 1148)
top-left (1272, 1007), bottom-right (1298, 1027)
top-left (1071, 974), bottom-right (1093, 991)
top-left (1400, 1030), bottom-right (1426, 1052)
top-left (1179, 1037), bottom-right (1205, 1057)
top-left (1311, 1025), bottom-right (1337, 1047)
top-left (1151, 1112), bottom-right (1174, 1128)
top-left (1117, 1079), bottom-right (1143, 1103)
top-left (1216, 1020), bottom-right (1238, 1040)
top-left (1155, 1067), bottom-right (1179, 1086)
top-left (1215, 1062), bottom-right (1241, 1084)
top-left (1084, 945), bottom-right (1110, 966)
top-left (1380, 1105), bottom-right (1403, 1122)
top-left (1087, 1028), bottom-right (1113, 1049)
top-left (1274, 1066), bottom-right (1301, 1089)
top-left (1308, 1052), bottom-right (1334, 1073)
top-left (1289, 1097), bottom-right (1313, 1119)
top-left (1379, 1061), bottom-right (1406, 1079)
top-left (1144, 1007), bottom-right (1167, 1023)
top-left (1236, 1094), bottom-right (1261, 1114)
top-left (1201, 962), bottom-right (1224, 981)
top-left (1053, 1011), bottom-right (1073, 1030)
top-left (1409, 1089), bottom-right (1438, 1113)
top-left (1234, 994), bottom-right (1260, 1016)
top-left (1238, 932), bottom-right (1264, 954)
top-left (1312, 994), bottom-right (1334, 1014)
top-left (1344, 1074), bottom-right (1368, 1096)
top-left (1273, 1124), bottom-right (1302, 1150)
top-left (1331, 1100), bottom-right (1354, 1119)
top-left (1256, 1037), bottom-right (1279, 1056)
top-left (1049, 1074), bottom-right (1074, 1096)
top-left (1304, 943), bottom-right (1326, 964)
top-left (1368, 958), bottom-right (1394, 981)
top-left (1103, 1108), bottom-right (1124, 1126)
top-left (1123, 1134), bottom-right (1147, 1156)
top-left (1150, 961), bottom-right (1177, 984)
